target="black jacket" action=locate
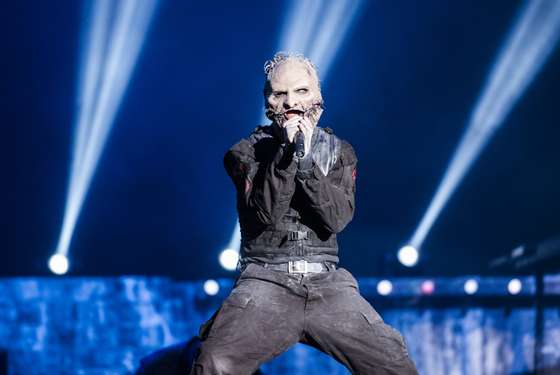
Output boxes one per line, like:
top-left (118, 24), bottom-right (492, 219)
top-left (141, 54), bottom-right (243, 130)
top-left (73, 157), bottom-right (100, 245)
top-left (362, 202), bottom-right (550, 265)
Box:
top-left (224, 124), bottom-right (357, 265)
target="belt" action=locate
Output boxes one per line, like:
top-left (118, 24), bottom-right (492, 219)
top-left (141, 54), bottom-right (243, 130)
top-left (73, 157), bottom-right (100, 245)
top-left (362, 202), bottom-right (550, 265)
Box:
top-left (260, 260), bottom-right (335, 274)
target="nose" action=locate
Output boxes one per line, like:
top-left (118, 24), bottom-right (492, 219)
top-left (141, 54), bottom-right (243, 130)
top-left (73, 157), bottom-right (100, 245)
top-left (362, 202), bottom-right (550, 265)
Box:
top-left (284, 92), bottom-right (297, 109)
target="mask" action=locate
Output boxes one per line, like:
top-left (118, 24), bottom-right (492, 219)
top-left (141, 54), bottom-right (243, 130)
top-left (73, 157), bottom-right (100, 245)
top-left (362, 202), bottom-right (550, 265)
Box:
top-left (264, 60), bottom-right (324, 128)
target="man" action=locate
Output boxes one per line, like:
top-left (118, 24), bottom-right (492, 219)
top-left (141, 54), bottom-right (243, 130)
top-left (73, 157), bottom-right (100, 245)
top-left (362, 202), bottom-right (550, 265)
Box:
top-left (191, 53), bottom-right (418, 374)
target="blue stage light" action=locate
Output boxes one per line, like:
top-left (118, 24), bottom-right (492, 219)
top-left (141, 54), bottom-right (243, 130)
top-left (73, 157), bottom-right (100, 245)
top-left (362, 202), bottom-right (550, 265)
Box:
top-left (279, 0), bottom-right (365, 77)
top-left (308, 0), bottom-right (364, 77)
top-left (377, 280), bottom-right (393, 296)
top-left (407, 0), bottom-right (560, 254)
top-left (51, 0), bottom-right (159, 273)
top-left (398, 245), bottom-right (419, 267)
top-left (507, 278), bottom-right (523, 295)
top-left (48, 254), bottom-right (69, 275)
top-left (464, 278), bottom-right (479, 295)
top-left (203, 279), bottom-right (220, 296)
top-left (219, 249), bottom-right (239, 271)
top-left (421, 279), bottom-right (435, 295)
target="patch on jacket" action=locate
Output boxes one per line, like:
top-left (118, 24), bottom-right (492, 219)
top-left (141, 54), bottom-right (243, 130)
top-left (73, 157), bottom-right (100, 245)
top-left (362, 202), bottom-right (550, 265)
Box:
top-left (312, 127), bottom-right (340, 176)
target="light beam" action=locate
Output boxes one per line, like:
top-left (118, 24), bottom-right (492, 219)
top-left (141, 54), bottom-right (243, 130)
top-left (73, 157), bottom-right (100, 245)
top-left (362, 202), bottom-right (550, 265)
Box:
top-left (51, 0), bottom-right (159, 273)
top-left (408, 0), bottom-right (560, 255)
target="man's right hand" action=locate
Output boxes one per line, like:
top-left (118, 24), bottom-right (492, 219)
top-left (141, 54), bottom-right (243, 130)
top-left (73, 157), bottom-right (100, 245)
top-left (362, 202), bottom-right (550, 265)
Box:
top-left (282, 116), bottom-right (303, 144)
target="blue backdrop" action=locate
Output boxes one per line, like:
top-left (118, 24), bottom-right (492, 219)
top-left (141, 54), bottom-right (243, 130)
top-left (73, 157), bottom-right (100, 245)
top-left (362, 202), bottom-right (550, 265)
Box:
top-left (1, 277), bottom-right (559, 374)
top-left (4, 0), bottom-right (560, 279)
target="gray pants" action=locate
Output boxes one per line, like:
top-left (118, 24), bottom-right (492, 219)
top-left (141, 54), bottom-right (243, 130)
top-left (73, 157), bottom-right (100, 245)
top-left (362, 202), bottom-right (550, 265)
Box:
top-left (191, 263), bottom-right (418, 375)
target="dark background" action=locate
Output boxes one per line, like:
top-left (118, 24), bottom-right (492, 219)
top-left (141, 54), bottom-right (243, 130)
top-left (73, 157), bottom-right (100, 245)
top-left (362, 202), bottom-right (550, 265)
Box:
top-left (4, 0), bottom-right (559, 279)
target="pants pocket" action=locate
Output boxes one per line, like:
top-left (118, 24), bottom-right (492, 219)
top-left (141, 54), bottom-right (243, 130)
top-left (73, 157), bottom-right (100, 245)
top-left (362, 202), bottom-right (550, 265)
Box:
top-left (200, 291), bottom-right (253, 339)
top-left (224, 291), bottom-right (253, 308)
top-left (360, 312), bottom-right (410, 362)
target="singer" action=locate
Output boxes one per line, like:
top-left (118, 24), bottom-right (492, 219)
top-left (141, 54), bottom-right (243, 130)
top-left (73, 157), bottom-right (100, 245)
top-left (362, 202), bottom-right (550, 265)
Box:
top-left (190, 53), bottom-right (419, 374)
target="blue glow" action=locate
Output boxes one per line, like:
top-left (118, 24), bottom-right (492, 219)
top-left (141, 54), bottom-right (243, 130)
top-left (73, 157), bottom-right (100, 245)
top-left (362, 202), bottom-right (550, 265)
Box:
top-left (53, 0), bottom-right (159, 264)
top-left (409, 0), bottom-right (560, 251)
top-left (227, 0), bottom-right (365, 258)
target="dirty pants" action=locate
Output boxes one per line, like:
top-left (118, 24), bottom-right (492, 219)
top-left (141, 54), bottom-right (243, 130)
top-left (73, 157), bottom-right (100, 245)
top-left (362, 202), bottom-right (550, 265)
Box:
top-left (191, 263), bottom-right (418, 374)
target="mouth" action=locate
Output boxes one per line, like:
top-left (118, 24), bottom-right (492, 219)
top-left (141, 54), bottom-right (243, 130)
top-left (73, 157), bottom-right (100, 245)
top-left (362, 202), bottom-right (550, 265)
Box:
top-left (284, 109), bottom-right (304, 119)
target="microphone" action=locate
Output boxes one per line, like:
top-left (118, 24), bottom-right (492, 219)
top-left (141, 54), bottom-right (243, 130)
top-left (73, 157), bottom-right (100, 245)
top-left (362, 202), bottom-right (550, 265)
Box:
top-left (294, 130), bottom-right (305, 158)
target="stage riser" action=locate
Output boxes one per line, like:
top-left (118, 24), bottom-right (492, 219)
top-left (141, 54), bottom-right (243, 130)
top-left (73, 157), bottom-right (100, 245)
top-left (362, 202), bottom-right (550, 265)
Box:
top-left (0, 277), bottom-right (558, 374)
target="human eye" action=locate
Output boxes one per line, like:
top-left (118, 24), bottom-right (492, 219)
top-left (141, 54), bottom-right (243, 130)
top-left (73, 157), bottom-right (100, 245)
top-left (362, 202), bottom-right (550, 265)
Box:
top-left (296, 88), bottom-right (308, 94)
top-left (273, 91), bottom-right (286, 97)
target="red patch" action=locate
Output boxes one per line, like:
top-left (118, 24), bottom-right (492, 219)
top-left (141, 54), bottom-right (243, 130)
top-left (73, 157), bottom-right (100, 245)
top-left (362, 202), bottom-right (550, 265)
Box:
top-left (245, 179), bottom-right (252, 194)
top-left (352, 168), bottom-right (357, 181)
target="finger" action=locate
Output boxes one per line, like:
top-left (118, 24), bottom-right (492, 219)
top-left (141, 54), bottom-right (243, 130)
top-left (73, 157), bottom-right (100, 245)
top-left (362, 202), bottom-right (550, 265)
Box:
top-left (301, 117), bottom-right (313, 130)
top-left (298, 122), bottom-right (312, 136)
top-left (282, 116), bottom-right (302, 128)
top-left (285, 122), bottom-right (300, 132)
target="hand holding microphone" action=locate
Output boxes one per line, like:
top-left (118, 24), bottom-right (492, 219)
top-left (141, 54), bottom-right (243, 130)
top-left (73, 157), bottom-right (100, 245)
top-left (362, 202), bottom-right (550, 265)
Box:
top-left (282, 115), bottom-right (313, 158)
top-left (282, 116), bottom-right (302, 143)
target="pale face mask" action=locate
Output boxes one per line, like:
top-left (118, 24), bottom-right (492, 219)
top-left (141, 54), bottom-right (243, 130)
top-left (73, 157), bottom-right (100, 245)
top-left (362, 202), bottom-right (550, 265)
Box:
top-left (264, 61), bottom-right (324, 128)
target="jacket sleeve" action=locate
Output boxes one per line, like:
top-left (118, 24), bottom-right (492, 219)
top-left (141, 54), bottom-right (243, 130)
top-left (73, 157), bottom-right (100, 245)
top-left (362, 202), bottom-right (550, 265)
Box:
top-left (295, 140), bottom-right (357, 233)
top-left (224, 138), bottom-right (297, 226)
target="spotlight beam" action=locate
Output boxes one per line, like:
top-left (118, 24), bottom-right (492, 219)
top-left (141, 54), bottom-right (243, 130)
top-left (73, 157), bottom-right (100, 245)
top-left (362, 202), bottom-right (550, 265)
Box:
top-left (55, 0), bottom-right (112, 261)
top-left (54, 0), bottom-right (159, 263)
top-left (72, 0), bottom-right (110, 185)
top-left (279, 0), bottom-right (323, 54)
top-left (309, 0), bottom-right (364, 77)
top-left (409, 0), bottom-right (560, 250)
top-left (77, 0), bottom-right (158, 201)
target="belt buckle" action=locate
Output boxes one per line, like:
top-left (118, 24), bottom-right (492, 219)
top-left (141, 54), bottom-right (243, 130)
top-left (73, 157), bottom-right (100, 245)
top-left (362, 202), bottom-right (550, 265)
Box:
top-left (288, 231), bottom-right (308, 241)
top-left (288, 260), bottom-right (308, 274)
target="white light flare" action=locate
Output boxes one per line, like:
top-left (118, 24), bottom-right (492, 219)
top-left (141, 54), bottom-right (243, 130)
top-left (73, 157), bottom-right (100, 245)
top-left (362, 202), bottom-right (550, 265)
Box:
top-left (508, 278), bottom-right (523, 295)
top-left (53, 0), bottom-right (159, 261)
top-left (203, 279), bottom-right (220, 296)
top-left (421, 280), bottom-right (435, 295)
top-left (409, 0), bottom-right (560, 250)
top-left (48, 254), bottom-right (70, 275)
top-left (398, 245), bottom-right (419, 267)
top-left (464, 278), bottom-right (479, 295)
top-left (219, 249), bottom-right (239, 271)
top-left (377, 280), bottom-right (393, 296)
